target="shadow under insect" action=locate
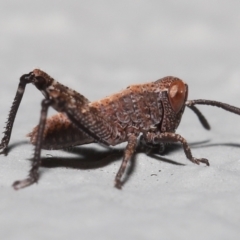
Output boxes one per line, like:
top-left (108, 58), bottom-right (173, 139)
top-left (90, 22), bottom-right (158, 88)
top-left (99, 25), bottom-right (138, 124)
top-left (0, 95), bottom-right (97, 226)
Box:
top-left (40, 139), bottom-right (213, 170)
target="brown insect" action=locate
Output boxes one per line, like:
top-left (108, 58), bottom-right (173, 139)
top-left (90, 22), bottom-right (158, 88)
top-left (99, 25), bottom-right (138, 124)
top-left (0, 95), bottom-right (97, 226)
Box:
top-left (1, 69), bottom-right (240, 190)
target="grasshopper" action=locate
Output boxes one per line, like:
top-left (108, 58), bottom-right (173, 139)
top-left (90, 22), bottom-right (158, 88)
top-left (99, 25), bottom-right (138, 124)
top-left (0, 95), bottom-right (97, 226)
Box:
top-left (1, 69), bottom-right (240, 190)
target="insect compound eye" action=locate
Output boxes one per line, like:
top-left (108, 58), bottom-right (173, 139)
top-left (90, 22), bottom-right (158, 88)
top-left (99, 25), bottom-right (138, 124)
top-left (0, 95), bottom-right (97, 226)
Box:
top-left (168, 80), bottom-right (186, 113)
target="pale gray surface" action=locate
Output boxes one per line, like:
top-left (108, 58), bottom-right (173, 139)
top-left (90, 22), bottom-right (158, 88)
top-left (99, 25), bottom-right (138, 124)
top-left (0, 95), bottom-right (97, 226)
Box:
top-left (0, 1), bottom-right (240, 240)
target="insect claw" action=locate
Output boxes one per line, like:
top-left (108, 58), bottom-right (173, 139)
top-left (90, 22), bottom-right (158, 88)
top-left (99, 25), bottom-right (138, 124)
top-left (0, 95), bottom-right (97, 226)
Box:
top-left (200, 158), bottom-right (210, 166)
top-left (114, 180), bottom-right (122, 190)
top-left (12, 177), bottom-right (37, 190)
top-left (192, 157), bottom-right (210, 166)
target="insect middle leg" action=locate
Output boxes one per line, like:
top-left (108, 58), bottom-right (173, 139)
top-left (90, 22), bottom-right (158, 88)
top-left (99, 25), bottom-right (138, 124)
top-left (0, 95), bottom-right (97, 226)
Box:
top-left (115, 135), bottom-right (138, 189)
top-left (144, 132), bottom-right (210, 166)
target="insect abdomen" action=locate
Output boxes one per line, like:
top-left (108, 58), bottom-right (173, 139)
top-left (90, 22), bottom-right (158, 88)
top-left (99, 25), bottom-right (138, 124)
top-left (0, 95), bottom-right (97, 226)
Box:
top-left (28, 113), bottom-right (94, 149)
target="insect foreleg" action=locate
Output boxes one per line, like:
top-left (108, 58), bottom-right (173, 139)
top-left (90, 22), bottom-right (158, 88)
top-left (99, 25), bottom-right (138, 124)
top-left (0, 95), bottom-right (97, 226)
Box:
top-left (12, 99), bottom-right (52, 190)
top-left (115, 135), bottom-right (138, 189)
top-left (0, 73), bottom-right (33, 154)
top-left (145, 132), bottom-right (209, 166)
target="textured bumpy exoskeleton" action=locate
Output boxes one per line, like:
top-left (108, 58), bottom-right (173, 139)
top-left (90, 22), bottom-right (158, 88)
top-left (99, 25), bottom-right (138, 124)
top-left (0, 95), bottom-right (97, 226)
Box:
top-left (1, 69), bottom-right (240, 190)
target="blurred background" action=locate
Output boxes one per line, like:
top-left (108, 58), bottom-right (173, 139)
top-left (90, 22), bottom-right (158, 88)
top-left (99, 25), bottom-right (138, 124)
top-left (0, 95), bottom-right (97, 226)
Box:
top-left (1, 0), bottom-right (240, 100)
top-left (0, 1), bottom-right (240, 240)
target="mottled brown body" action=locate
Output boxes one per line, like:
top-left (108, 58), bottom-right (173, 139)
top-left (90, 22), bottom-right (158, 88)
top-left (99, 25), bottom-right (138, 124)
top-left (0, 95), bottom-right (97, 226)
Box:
top-left (89, 79), bottom-right (183, 145)
top-left (1, 69), bottom-right (240, 190)
top-left (31, 77), bottom-right (186, 148)
top-left (28, 113), bottom-right (94, 149)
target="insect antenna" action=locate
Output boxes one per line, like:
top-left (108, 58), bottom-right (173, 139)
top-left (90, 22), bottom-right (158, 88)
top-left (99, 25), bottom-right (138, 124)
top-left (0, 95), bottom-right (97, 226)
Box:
top-left (186, 105), bottom-right (211, 130)
top-left (186, 99), bottom-right (240, 118)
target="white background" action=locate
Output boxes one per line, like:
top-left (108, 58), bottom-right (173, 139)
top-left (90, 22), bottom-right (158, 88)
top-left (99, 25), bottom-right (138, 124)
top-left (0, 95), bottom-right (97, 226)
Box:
top-left (0, 1), bottom-right (240, 239)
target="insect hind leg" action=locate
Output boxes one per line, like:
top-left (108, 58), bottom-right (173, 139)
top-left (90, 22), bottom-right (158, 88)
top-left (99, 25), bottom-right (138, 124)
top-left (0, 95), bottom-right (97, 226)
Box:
top-left (0, 72), bottom-right (34, 154)
top-left (13, 99), bottom-right (52, 190)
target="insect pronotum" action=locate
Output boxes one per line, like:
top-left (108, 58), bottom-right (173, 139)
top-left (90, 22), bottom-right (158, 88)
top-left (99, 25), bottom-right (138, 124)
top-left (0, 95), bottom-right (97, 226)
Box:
top-left (1, 69), bottom-right (240, 190)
